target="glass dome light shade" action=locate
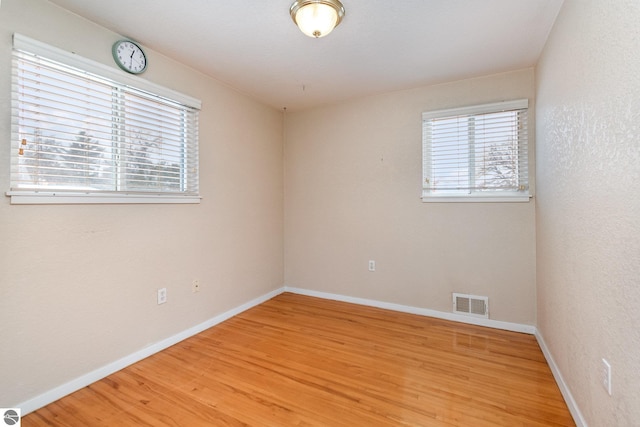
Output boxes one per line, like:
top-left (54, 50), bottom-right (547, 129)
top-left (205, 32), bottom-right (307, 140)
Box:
top-left (290, 0), bottom-right (345, 38)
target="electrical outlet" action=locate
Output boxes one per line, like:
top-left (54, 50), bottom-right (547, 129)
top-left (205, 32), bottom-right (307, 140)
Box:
top-left (601, 358), bottom-right (612, 395)
top-left (157, 288), bottom-right (167, 305)
top-left (192, 279), bottom-right (200, 293)
top-left (368, 260), bottom-right (376, 272)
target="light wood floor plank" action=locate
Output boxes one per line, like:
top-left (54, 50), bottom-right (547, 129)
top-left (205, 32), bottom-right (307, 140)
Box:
top-left (23, 293), bottom-right (575, 426)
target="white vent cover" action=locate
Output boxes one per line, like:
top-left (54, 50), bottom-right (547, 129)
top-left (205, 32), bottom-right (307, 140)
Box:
top-left (453, 293), bottom-right (489, 318)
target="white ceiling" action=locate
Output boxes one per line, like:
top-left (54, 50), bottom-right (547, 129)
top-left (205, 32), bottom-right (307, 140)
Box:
top-left (47, 0), bottom-right (563, 111)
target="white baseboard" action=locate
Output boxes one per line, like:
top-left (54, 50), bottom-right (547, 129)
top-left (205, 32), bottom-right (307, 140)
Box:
top-left (535, 330), bottom-right (587, 427)
top-left (284, 287), bottom-right (537, 334)
top-left (285, 287), bottom-right (584, 426)
top-left (19, 285), bottom-right (583, 427)
top-left (17, 287), bottom-right (284, 415)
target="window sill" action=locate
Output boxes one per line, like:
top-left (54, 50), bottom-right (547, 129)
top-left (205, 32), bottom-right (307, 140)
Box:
top-left (421, 194), bottom-right (531, 203)
top-left (6, 191), bottom-right (202, 205)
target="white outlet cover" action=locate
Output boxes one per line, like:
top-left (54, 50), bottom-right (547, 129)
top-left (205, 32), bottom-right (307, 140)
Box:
top-left (601, 358), bottom-right (612, 396)
top-left (157, 288), bottom-right (167, 305)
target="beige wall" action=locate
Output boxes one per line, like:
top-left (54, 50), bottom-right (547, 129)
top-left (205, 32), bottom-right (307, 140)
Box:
top-left (536, 1), bottom-right (640, 425)
top-left (0, 0), bottom-right (284, 406)
top-left (284, 69), bottom-right (537, 325)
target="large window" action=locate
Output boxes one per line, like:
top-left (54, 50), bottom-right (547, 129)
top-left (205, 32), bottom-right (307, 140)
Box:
top-left (422, 100), bottom-right (529, 202)
top-left (8, 34), bottom-right (201, 204)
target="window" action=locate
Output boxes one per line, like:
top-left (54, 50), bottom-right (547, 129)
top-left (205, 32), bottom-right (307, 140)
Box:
top-left (422, 99), bottom-right (529, 202)
top-left (8, 34), bottom-right (201, 204)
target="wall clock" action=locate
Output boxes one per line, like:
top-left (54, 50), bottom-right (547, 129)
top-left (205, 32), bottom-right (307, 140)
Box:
top-left (112, 39), bottom-right (147, 74)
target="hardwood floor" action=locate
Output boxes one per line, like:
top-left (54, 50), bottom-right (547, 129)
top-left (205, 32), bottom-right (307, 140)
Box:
top-left (24, 293), bottom-right (575, 426)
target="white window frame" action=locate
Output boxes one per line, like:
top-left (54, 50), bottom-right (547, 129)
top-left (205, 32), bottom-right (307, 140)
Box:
top-left (7, 34), bottom-right (202, 205)
top-left (422, 99), bottom-right (530, 203)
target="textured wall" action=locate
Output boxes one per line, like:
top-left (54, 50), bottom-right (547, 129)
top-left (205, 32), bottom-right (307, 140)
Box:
top-left (0, 0), bottom-right (283, 406)
top-left (285, 69), bottom-right (537, 325)
top-left (536, 1), bottom-right (640, 425)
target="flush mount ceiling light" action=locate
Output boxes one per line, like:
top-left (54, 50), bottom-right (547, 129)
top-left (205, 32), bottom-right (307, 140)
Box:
top-left (290, 0), bottom-right (345, 38)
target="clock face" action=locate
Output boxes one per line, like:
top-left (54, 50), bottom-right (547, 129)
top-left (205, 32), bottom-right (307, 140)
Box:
top-left (112, 40), bottom-right (147, 74)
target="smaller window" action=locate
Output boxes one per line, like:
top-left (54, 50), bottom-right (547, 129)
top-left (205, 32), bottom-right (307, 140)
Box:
top-left (422, 99), bottom-right (530, 202)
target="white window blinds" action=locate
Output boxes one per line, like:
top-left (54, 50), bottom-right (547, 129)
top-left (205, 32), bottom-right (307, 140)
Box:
top-left (9, 34), bottom-right (201, 204)
top-left (422, 100), bottom-right (529, 202)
